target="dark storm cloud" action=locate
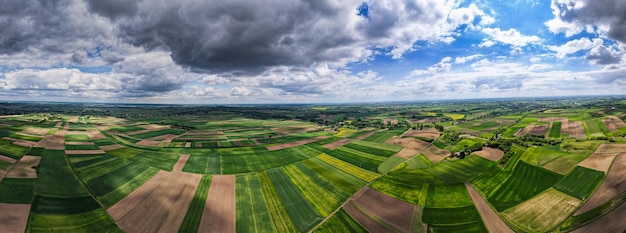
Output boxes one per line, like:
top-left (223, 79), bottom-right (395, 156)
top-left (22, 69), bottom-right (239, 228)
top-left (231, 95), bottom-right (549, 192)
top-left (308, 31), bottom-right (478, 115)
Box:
top-left (555, 0), bottom-right (626, 43)
top-left (585, 46), bottom-right (621, 65)
top-left (85, 0), bottom-right (139, 19)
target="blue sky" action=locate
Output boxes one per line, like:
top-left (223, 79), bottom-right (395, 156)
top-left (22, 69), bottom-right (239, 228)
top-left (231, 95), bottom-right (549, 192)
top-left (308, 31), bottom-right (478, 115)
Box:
top-left (0, 0), bottom-right (624, 103)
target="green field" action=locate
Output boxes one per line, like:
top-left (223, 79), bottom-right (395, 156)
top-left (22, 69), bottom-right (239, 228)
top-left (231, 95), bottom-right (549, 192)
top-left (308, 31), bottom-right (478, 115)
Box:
top-left (423, 155), bottom-right (495, 184)
top-left (179, 175), bottom-right (212, 233)
top-left (553, 166), bottom-right (605, 200)
top-left (36, 150), bottom-right (91, 197)
top-left (267, 168), bottom-right (323, 232)
top-left (521, 146), bottom-right (589, 175)
top-left (313, 209), bottom-right (366, 233)
top-left (128, 151), bottom-right (179, 171)
top-left (258, 171), bottom-right (298, 233)
top-left (362, 129), bottom-right (405, 143)
top-left (0, 178), bottom-right (35, 204)
top-left (64, 134), bottom-right (91, 142)
top-left (549, 121), bottom-right (562, 138)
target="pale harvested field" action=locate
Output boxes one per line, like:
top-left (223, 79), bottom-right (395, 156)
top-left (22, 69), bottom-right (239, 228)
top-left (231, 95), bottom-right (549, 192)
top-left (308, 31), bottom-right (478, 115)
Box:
top-left (54, 122), bottom-right (63, 128)
top-left (1, 137), bottom-right (17, 142)
top-left (6, 156), bottom-right (41, 178)
top-left (602, 116), bottom-right (626, 131)
top-left (139, 124), bottom-right (170, 130)
top-left (562, 121), bottom-right (586, 138)
top-left (114, 171), bottom-right (201, 232)
top-left (576, 153), bottom-right (626, 214)
top-left (22, 127), bottom-right (49, 135)
top-left (572, 198), bottom-right (626, 233)
top-left (538, 117), bottom-right (567, 122)
top-left (465, 183), bottom-right (514, 233)
top-left (352, 187), bottom-right (415, 233)
top-left (344, 200), bottom-right (394, 233)
top-left (65, 150), bottom-right (105, 155)
top-left (0, 155), bottom-right (17, 164)
top-left (502, 189), bottom-right (580, 233)
top-left (594, 143), bottom-right (626, 154)
top-left (0, 115), bottom-right (23, 118)
top-left (420, 147), bottom-right (447, 162)
top-left (578, 152), bottom-right (619, 172)
top-left (12, 140), bottom-right (35, 148)
top-left (0, 203), bottom-right (30, 233)
top-left (86, 130), bottom-right (107, 140)
top-left (199, 175), bottom-right (236, 233)
top-left (403, 128), bottom-right (440, 139)
top-left (63, 122), bottom-right (70, 130)
top-left (98, 144), bottom-right (125, 151)
top-left (473, 147), bottom-right (505, 162)
top-left (266, 136), bottom-right (330, 151)
top-left (173, 154), bottom-right (190, 171)
top-left (144, 134), bottom-right (178, 141)
top-left (185, 142), bottom-right (191, 148)
top-left (136, 140), bottom-right (160, 146)
top-left (35, 130), bottom-right (65, 150)
top-left (387, 137), bottom-right (430, 160)
top-left (65, 141), bottom-right (95, 145)
top-left (183, 131), bottom-right (224, 136)
top-left (356, 129), bottom-right (385, 140)
top-left (68, 116), bottom-right (79, 123)
top-left (322, 138), bottom-right (354, 150)
top-left (417, 118), bottom-right (439, 123)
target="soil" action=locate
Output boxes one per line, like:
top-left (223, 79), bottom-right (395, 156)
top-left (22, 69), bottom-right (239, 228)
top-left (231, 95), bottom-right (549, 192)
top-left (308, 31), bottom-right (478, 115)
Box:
top-left (473, 147), bottom-right (505, 162)
top-left (594, 144), bottom-right (626, 154)
top-left (34, 130), bottom-right (65, 150)
top-left (65, 150), bottom-right (105, 155)
top-left (578, 152), bottom-right (619, 172)
top-left (322, 138), bottom-right (354, 150)
top-left (6, 156), bottom-right (41, 178)
top-left (65, 141), bottom-right (95, 145)
top-left (386, 137), bottom-right (431, 160)
top-left (420, 147), bottom-right (448, 162)
top-left (576, 153), bottom-right (626, 215)
top-left (602, 116), bottom-right (626, 131)
top-left (403, 128), bottom-right (440, 139)
top-left (173, 154), bottom-right (190, 172)
top-left (562, 121), bottom-right (586, 138)
top-left (98, 145), bottom-right (125, 151)
top-left (199, 175), bottom-right (236, 233)
top-left (136, 140), bottom-right (160, 147)
top-left (465, 183), bottom-right (514, 233)
top-left (12, 140), bottom-right (35, 148)
top-left (343, 200), bottom-right (395, 233)
top-left (266, 136), bottom-right (330, 151)
top-left (112, 171), bottom-right (201, 232)
top-left (351, 187), bottom-right (415, 233)
top-left (529, 124), bottom-right (548, 136)
top-left (0, 155), bottom-right (16, 164)
top-left (572, 198), bottom-right (626, 233)
top-left (0, 203), bottom-right (30, 233)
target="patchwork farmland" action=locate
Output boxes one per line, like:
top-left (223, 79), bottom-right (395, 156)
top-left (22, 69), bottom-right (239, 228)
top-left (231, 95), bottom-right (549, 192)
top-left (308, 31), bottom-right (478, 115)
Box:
top-left (0, 97), bottom-right (626, 232)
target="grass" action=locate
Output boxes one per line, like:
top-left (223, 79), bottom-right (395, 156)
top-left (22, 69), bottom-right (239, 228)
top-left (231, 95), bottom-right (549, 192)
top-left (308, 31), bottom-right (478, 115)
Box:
top-left (31, 195), bottom-right (100, 214)
top-left (521, 146), bottom-right (590, 175)
top-left (96, 167), bottom-right (159, 207)
top-left (370, 168), bottom-right (439, 205)
top-left (344, 142), bottom-right (398, 157)
top-left (27, 208), bottom-right (121, 233)
top-left (35, 150), bottom-right (91, 197)
top-left (106, 147), bottom-right (143, 159)
top-left (64, 134), bottom-right (91, 142)
top-left (86, 162), bottom-right (151, 196)
top-left (422, 205), bottom-right (484, 228)
top-left (487, 161), bottom-right (563, 211)
top-left (502, 188), bottom-right (581, 233)
top-left (108, 126), bottom-right (146, 132)
top-left (9, 133), bottom-right (42, 142)
top-left (317, 153), bottom-right (379, 182)
top-left (65, 144), bottom-right (100, 150)
top-left (267, 168), bottom-right (323, 232)
top-left (76, 158), bottom-right (131, 181)
top-left (583, 119), bottom-right (606, 138)
top-left (423, 155), bottom-right (495, 184)
top-left (362, 129), bottom-right (405, 143)
top-left (350, 140), bottom-right (403, 152)
top-left (377, 155), bottom-right (406, 173)
top-left (128, 151), bottom-right (179, 171)
top-left (313, 209), bottom-right (367, 233)
top-left (325, 148), bottom-right (381, 172)
top-left (182, 153), bottom-right (221, 174)
top-left (0, 144), bottom-right (30, 159)
top-left (406, 154), bottom-right (433, 169)
top-left (0, 178), bottom-right (35, 204)
top-left (258, 171), bottom-right (298, 233)
top-left (549, 122), bottom-right (562, 138)
top-left (426, 183), bottom-right (474, 208)
top-left (179, 175), bottom-right (212, 233)
top-left (553, 166), bottom-right (605, 200)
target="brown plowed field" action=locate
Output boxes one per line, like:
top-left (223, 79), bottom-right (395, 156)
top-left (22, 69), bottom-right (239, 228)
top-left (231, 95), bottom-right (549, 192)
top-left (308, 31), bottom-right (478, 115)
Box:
top-left (12, 140), bottom-right (35, 148)
top-left (63, 122), bottom-right (70, 130)
top-left (386, 137), bottom-right (430, 160)
top-left (199, 175), bottom-right (236, 233)
top-left (352, 187), bottom-right (415, 233)
top-left (343, 201), bottom-right (395, 233)
top-left (465, 183), bottom-right (514, 233)
top-left (136, 140), bottom-right (159, 146)
top-left (403, 128), bottom-right (440, 139)
top-left (473, 147), bottom-right (505, 162)
top-left (108, 171), bottom-right (169, 220)
top-left (562, 121), bottom-right (586, 138)
top-left (602, 116), bottom-right (626, 131)
top-left (420, 147), bottom-right (447, 162)
top-left (0, 155), bottom-right (16, 164)
top-left (65, 150), bottom-right (105, 155)
top-left (578, 152), bottom-right (619, 172)
top-left (266, 136), bottom-right (330, 151)
top-left (576, 153), bottom-right (626, 214)
top-left (22, 127), bottom-right (49, 135)
top-left (54, 122), bottom-right (63, 128)
top-left (174, 154), bottom-right (190, 171)
top-left (35, 130), bottom-right (66, 150)
top-left (0, 169), bottom-right (6, 182)
top-left (322, 138), bottom-right (354, 150)
top-left (0, 203), bottom-right (30, 233)
top-left (98, 144), bottom-right (125, 151)
top-left (594, 143), bottom-right (626, 154)
top-left (68, 116), bottom-right (79, 123)
top-left (529, 124), bottom-right (548, 136)
top-left (6, 156), bottom-right (41, 178)
top-left (114, 171), bottom-right (202, 232)
top-left (572, 199), bottom-right (626, 233)
top-left (515, 124), bottom-right (533, 136)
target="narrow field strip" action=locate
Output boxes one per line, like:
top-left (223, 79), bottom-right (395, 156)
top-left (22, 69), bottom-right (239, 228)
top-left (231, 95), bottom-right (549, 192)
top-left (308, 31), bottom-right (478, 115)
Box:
top-left (199, 175), bottom-right (236, 233)
top-left (465, 183), bottom-right (514, 233)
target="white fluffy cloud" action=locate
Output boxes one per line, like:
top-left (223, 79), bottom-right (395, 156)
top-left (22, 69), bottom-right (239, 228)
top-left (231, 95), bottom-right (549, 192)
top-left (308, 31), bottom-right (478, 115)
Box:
top-left (482, 28), bottom-right (541, 47)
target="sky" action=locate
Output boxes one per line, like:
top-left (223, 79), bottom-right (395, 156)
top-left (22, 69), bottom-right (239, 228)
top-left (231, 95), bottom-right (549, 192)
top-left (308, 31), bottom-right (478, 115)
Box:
top-left (0, 0), bottom-right (625, 104)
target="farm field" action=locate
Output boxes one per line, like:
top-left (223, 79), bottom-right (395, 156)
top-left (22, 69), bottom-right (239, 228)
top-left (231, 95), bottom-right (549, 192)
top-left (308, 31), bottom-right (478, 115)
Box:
top-left (0, 97), bottom-right (625, 232)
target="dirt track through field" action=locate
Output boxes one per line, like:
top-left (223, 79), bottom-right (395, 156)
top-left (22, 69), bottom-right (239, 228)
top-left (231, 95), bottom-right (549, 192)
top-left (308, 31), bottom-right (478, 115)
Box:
top-left (266, 136), bottom-right (330, 151)
top-left (576, 153), bottom-right (626, 215)
top-left (322, 138), bottom-right (354, 150)
top-left (6, 156), bottom-right (41, 178)
top-left (113, 171), bottom-right (202, 232)
top-left (351, 187), bottom-right (415, 233)
top-left (473, 147), bottom-right (505, 162)
top-left (0, 203), bottom-right (30, 233)
top-left (572, 198), bottom-right (626, 233)
top-left (174, 154), bottom-right (190, 171)
top-left (465, 183), bottom-right (514, 233)
top-left (199, 175), bottom-right (236, 233)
